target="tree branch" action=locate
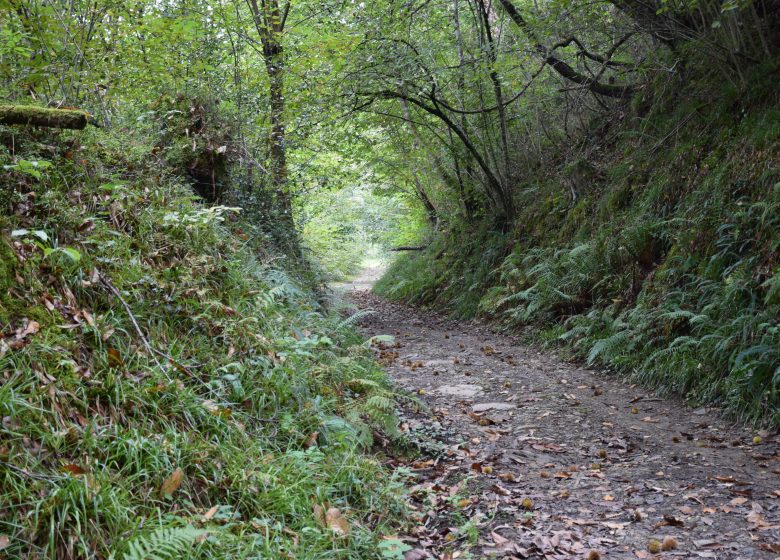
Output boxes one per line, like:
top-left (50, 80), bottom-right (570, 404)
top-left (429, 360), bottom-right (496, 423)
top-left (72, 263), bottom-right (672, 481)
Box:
top-left (496, 0), bottom-right (637, 99)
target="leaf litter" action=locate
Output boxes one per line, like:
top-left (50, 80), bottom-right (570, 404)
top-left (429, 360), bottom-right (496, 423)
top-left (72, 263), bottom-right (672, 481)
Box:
top-left (350, 288), bottom-right (780, 559)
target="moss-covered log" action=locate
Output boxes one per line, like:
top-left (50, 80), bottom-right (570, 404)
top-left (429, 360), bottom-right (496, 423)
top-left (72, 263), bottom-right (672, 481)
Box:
top-left (0, 105), bottom-right (90, 129)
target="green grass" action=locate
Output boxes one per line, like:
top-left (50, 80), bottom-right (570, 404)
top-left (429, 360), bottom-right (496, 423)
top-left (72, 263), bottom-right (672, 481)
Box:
top-left (0, 125), bottom-right (407, 558)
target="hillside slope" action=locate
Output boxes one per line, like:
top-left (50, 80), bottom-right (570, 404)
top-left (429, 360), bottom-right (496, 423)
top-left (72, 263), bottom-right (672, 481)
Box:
top-left (377, 61), bottom-right (780, 425)
top-left (0, 125), bottom-right (403, 559)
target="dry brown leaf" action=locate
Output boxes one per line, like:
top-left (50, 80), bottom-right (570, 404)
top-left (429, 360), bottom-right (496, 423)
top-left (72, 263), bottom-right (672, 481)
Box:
top-left (82, 310), bottom-right (96, 328)
top-left (202, 400), bottom-right (219, 413)
top-left (313, 504), bottom-right (326, 526)
top-left (325, 507), bottom-right (350, 537)
top-left (62, 463), bottom-right (86, 475)
top-left (107, 347), bottom-right (123, 368)
top-left (0, 535), bottom-right (9, 551)
top-left (303, 431), bottom-right (319, 449)
top-left (746, 503), bottom-right (776, 529)
top-left (160, 467), bottom-right (183, 497)
top-left (203, 505), bottom-right (219, 520)
top-left (19, 320), bottom-right (40, 339)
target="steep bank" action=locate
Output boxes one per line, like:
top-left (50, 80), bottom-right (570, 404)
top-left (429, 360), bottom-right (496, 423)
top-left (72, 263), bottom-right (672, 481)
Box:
top-left (376, 61), bottom-right (780, 425)
top-left (0, 125), bottom-right (403, 558)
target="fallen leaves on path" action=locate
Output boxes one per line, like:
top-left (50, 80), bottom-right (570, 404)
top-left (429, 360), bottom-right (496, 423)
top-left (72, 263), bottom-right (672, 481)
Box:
top-left (350, 291), bottom-right (780, 559)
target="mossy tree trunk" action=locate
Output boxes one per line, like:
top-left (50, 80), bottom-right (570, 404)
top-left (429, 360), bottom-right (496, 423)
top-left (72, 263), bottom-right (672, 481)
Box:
top-left (0, 106), bottom-right (90, 129)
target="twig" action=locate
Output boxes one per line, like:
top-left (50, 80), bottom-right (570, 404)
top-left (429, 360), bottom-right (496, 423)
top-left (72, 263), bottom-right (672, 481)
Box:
top-left (99, 274), bottom-right (163, 371)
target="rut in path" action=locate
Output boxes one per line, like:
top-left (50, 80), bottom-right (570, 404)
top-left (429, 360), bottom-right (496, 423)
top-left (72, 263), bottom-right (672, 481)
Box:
top-left (347, 285), bottom-right (780, 559)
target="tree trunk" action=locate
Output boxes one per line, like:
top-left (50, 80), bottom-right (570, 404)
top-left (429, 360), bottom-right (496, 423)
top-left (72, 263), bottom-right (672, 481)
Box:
top-left (476, 0), bottom-right (514, 221)
top-left (248, 0), bottom-right (299, 256)
top-left (452, 0), bottom-right (478, 222)
top-left (265, 44), bottom-right (294, 231)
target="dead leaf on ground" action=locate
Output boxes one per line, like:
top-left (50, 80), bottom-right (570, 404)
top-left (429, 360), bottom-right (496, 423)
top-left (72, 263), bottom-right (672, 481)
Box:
top-left (654, 514), bottom-right (684, 528)
top-left (313, 504), bottom-right (326, 526)
top-left (160, 467), bottom-right (183, 497)
top-left (107, 347), bottom-right (123, 368)
top-left (62, 463), bottom-right (86, 475)
top-left (19, 320), bottom-right (40, 338)
top-left (303, 431), bottom-right (319, 449)
top-left (747, 503), bottom-right (777, 530)
top-left (325, 507), bottom-right (350, 537)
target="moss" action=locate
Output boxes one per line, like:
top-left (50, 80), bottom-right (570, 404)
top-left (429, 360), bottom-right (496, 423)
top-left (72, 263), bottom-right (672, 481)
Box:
top-left (0, 237), bottom-right (17, 326)
top-left (0, 105), bottom-right (90, 129)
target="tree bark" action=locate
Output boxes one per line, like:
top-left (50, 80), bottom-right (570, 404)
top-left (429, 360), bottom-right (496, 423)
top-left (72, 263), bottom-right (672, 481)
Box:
top-left (247, 0), bottom-right (299, 255)
top-left (0, 105), bottom-right (90, 129)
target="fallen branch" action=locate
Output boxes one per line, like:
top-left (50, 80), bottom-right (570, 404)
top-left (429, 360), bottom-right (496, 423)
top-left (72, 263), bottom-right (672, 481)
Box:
top-left (0, 105), bottom-right (91, 129)
top-left (390, 245), bottom-right (429, 251)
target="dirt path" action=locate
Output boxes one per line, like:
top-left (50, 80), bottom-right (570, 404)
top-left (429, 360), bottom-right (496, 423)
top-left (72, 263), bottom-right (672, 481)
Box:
top-left (346, 276), bottom-right (780, 559)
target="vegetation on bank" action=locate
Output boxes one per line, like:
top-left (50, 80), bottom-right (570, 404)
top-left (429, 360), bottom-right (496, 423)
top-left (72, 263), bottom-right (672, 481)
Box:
top-left (0, 125), bottom-right (406, 559)
top-left (377, 59), bottom-right (780, 425)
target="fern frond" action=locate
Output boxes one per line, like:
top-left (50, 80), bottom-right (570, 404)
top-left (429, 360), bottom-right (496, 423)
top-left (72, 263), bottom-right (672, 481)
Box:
top-left (123, 525), bottom-right (207, 560)
top-left (587, 331), bottom-right (630, 364)
top-left (338, 309), bottom-right (375, 328)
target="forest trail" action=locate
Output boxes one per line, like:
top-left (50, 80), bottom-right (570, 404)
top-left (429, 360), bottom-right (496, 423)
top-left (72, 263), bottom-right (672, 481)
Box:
top-left (347, 273), bottom-right (780, 559)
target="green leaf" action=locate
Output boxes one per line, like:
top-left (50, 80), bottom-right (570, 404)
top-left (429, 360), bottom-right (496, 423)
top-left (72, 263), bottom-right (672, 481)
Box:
top-left (11, 229), bottom-right (49, 242)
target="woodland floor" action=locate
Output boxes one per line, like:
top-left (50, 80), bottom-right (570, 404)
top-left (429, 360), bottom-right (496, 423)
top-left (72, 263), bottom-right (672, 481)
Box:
top-left (340, 269), bottom-right (780, 559)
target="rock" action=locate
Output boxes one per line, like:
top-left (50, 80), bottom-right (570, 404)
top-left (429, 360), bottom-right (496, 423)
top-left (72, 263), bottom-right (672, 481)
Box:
top-left (472, 402), bottom-right (515, 412)
top-left (435, 384), bottom-right (483, 398)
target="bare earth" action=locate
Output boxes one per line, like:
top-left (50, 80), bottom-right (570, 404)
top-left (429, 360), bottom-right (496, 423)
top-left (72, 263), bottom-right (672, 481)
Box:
top-left (346, 271), bottom-right (780, 559)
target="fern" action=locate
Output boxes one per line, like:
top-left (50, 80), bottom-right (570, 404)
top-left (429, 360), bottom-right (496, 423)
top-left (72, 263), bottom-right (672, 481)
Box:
top-left (587, 330), bottom-right (630, 364)
top-left (365, 394), bottom-right (393, 411)
top-left (122, 525), bottom-right (207, 560)
top-left (337, 309), bottom-right (375, 328)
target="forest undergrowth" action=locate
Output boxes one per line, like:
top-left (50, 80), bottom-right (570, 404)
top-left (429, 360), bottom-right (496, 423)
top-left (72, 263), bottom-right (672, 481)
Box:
top-left (0, 123), bottom-right (408, 559)
top-left (377, 59), bottom-right (780, 426)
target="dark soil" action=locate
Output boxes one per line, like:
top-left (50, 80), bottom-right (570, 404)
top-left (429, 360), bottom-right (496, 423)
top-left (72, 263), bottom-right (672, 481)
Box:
top-left (346, 274), bottom-right (780, 559)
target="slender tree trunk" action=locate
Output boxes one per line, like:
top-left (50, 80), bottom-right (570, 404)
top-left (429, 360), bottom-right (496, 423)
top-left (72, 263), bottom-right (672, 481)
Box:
top-left (452, 0), bottom-right (477, 221)
top-left (476, 0), bottom-right (514, 221)
top-left (248, 0), bottom-right (299, 255)
top-left (265, 43), bottom-right (293, 224)
top-left (399, 99), bottom-right (439, 227)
